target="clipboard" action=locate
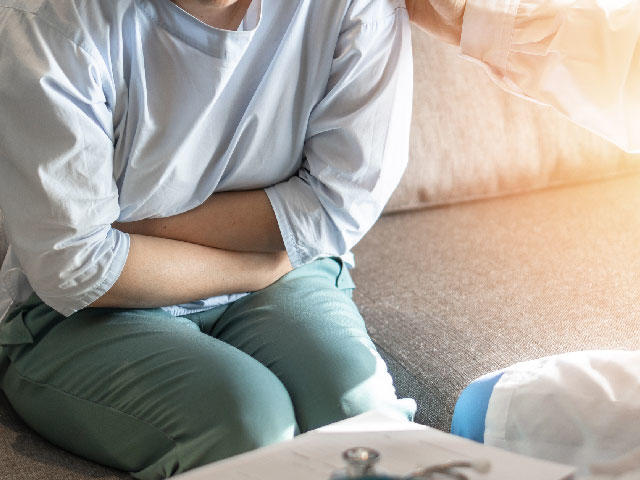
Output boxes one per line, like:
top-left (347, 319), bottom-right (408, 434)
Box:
top-left (173, 410), bottom-right (576, 480)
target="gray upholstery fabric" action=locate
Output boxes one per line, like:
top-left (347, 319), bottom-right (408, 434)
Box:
top-left (386, 27), bottom-right (640, 212)
top-left (354, 173), bottom-right (640, 431)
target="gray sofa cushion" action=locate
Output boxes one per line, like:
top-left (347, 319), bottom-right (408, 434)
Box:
top-left (354, 173), bottom-right (640, 430)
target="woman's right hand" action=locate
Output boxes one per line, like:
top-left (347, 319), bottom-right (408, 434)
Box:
top-left (405, 0), bottom-right (466, 45)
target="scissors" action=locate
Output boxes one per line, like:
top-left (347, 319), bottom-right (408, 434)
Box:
top-left (331, 447), bottom-right (491, 480)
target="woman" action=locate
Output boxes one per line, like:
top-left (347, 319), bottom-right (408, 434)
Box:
top-left (0, 0), bottom-right (415, 478)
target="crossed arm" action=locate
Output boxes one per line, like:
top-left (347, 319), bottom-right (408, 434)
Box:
top-left (91, 190), bottom-right (292, 309)
top-left (93, 1), bottom-right (436, 311)
top-left (106, 0), bottom-right (640, 310)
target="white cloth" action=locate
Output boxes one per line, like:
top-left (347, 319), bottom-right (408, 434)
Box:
top-left (0, 0), bottom-right (412, 319)
top-left (460, 0), bottom-right (640, 153)
top-left (484, 351), bottom-right (640, 479)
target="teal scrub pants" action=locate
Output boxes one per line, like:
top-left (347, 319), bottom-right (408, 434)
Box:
top-left (0, 258), bottom-right (416, 479)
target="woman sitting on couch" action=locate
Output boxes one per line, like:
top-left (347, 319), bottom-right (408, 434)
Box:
top-left (0, 1), bottom-right (416, 478)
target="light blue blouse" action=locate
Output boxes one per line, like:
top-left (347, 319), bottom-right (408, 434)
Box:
top-left (0, 0), bottom-right (413, 320)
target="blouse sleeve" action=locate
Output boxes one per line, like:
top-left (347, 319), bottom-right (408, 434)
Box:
top-left (460, 0), bottom-right (640, 153)
top-left (266, 1), bottom-right (413, 267)
top-left (0, 9), bottom-right (129, 316)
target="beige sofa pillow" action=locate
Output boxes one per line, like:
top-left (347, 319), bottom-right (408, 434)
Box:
top-left (385, 26), bottom-right (640, 212)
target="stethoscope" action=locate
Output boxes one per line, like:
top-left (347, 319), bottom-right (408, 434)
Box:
top-left (331, 447), bottom-right (491, 480)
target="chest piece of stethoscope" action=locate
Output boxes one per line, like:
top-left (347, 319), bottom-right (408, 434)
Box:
top-left (342, 447), bottom-right (381, 477)
top-left (331, 447), bottom-right (491, 480)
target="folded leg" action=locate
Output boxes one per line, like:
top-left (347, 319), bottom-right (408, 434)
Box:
top-left (202, 258), bottom-right (416, 432)
top-left (0, 296), bottom-right (297, 479)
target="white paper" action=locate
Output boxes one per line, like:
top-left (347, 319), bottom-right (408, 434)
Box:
top-left (172, 411), bottom-right (576, 480)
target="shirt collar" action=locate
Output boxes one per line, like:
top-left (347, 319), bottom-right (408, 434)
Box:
top-left (137, 0), bottom-right (262, 60)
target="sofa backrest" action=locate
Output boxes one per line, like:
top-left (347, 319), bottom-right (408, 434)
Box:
top-left (385, 26), bottom-right (640, 212)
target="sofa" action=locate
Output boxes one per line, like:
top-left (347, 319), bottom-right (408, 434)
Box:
top-left (2, 26), bottom-right (640, 479)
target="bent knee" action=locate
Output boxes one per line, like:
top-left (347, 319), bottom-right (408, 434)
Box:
top-left (222, 400), bottom-right (297, 453)
top-left (133, 382), bottom-right (297, 479)
top-left (293, 343), bottom-right (416, 431)
top-left (181, 372), bottom-right (297, 463)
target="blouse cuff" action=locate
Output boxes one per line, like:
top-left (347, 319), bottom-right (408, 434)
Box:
top-left (44, 229), bottom-right (131, 317)
top-left (265, 184), bottom-right (307, 269)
